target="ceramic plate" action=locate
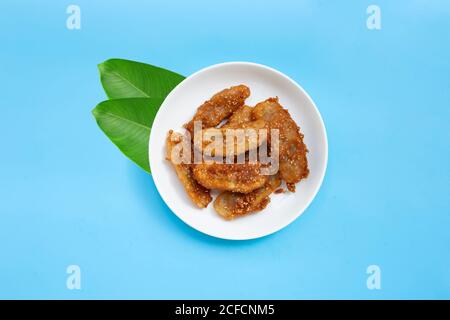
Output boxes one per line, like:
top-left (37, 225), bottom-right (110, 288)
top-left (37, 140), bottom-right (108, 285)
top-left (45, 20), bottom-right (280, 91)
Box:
top-left (149, 62), bottom-right (327, 240)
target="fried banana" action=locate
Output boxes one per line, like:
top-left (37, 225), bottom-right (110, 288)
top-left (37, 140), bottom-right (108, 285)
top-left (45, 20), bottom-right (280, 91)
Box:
top-left (192, 162), bottom-right (268, 193)
top-left (253, 98), bottom-right (309, 189)
top-left (221, 105), bottom-right (253, 128)
top-left (213, 174), bottom-right (282, 220)
top-left (166, 131), bottom-right (212, 208)
top-left (184, 85), bottom-right (250, 134)
top-left (196, 119), bottom-right (267, 157)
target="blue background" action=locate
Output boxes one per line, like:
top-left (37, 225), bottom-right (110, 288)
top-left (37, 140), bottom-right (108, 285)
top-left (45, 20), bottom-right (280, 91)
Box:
top-left (0, 0), bottom-right (449, 299)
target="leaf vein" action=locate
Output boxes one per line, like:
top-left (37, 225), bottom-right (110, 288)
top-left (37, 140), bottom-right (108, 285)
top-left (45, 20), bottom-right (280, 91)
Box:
top-left (96, 109), bottom-right (151, 131)
top-left (108, 70), bottom-right (150, 97)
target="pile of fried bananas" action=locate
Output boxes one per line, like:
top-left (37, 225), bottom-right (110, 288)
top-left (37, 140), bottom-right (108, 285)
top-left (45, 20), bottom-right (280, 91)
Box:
top-left (166, 85), bottom-right (309, 220)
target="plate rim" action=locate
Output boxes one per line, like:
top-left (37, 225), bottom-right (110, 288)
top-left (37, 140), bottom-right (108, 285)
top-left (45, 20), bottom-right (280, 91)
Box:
top-left (149, 61), bottom-right (328, 240)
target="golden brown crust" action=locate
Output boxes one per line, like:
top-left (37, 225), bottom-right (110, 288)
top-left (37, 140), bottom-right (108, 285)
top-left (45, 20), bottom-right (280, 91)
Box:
top-left (274, 188), bottom-right (285, 194)
top-left (253, 98), bottom-right (309, 190)
top-left (184, 85), bottom-right (250, 134)
top-left (213, 175), bottom-right (282, 220)
top-left (192, 162), bottom-right (268, 193)
top-left (166, 131), bottom-right (212, 208)
top-left (221, 105), bottom-right (253, 128)
top-left (286, 183), bottom-right (296, 193)
top-left (196, 119), bottom-right (267, 157)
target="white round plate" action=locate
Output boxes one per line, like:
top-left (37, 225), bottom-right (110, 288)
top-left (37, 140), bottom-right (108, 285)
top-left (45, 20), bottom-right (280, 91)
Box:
top-left (149, 62), bottom-right (327, 240)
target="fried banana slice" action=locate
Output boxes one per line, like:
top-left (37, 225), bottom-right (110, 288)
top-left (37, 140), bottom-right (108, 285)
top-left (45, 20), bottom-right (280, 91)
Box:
top-left (184, 85), bottom-right (250, 134)
top-left (253, 98), bottom-right (309, 189)
top-left (221, 105), bottom-right (253, 128)
top-left (192, 162), bottom-right (268, 193)
top-left (166, 131), bottom-right (212, 208)
top-left (196, 119), bottom-right (267, 157)
top-left (214, 174), bottom-right (282, 220)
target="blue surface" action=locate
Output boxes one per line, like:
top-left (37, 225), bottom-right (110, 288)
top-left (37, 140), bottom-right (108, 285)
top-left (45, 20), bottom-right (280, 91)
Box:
top-left (0, 0), bottom-right (449, 299)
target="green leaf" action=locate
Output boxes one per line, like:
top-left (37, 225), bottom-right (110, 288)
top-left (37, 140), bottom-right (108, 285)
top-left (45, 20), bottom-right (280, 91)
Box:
top-left (92, 98), bottom-right (164, 173)
top-left (98, 58), bottom-right (185, 99)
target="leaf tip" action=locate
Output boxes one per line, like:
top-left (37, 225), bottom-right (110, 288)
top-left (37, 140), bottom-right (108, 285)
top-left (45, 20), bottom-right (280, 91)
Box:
top-left (91, 101), bottom-right (105, 120)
